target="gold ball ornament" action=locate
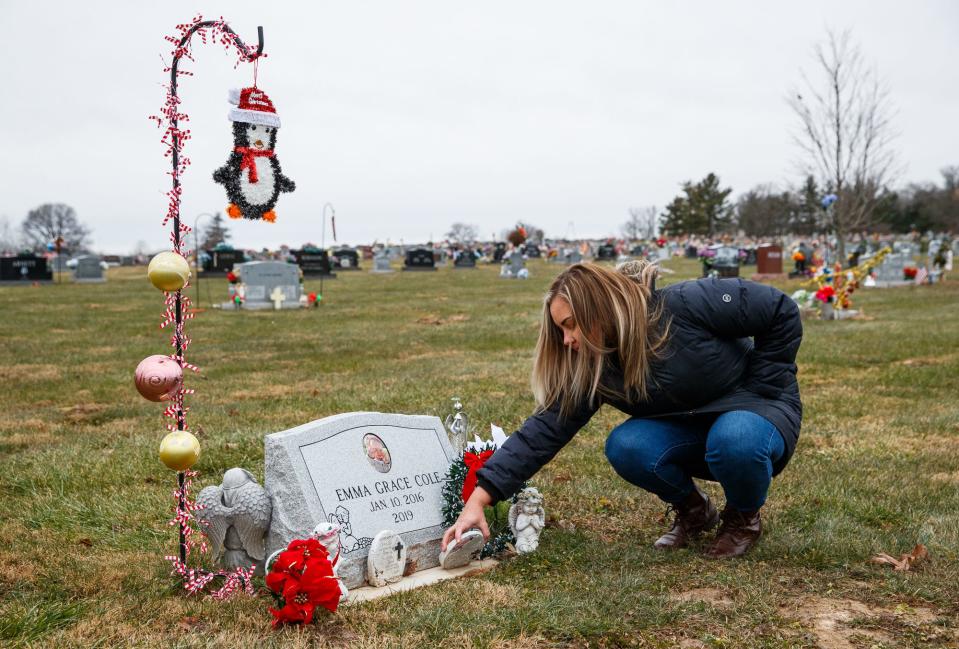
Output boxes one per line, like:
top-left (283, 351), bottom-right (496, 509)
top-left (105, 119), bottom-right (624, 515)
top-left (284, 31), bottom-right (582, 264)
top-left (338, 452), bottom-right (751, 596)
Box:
top-left (148, 252), bottom-right (191, 292)
top-left (158, 431), bottom-right (200, 471)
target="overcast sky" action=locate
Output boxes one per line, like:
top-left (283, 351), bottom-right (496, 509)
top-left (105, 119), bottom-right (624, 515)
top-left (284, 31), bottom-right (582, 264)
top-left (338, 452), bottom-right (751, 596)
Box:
top-left (1, 1), bottom-right (956, 253)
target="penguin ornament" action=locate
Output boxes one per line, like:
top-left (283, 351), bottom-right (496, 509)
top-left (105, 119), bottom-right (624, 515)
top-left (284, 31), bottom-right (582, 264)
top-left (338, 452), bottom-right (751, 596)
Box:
top-left (213, 87), bottom-right (295, 223)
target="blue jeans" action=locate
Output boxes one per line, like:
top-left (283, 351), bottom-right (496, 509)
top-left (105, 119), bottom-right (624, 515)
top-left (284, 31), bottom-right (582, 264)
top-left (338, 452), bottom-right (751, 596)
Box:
top-left (604, 411), bottom-right (785, 512)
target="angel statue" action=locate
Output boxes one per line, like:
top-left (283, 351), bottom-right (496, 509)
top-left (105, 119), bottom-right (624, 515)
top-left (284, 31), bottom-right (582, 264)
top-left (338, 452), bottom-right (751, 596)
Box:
top-left (196, 468), bottom-right (273, 575)
top-left (508, 487), bottom-right (546, 554)
top-left (444, 397), bottom-right (469, 455)
top-left (312, 521), bottom-right (349, 601)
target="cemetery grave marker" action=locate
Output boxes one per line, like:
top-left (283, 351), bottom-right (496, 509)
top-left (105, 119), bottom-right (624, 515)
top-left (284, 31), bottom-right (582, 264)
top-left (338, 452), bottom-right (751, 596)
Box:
top-left (264, 412), bottom-right (456, 589)
top-left (232, 261), bottom-right (301, 310)
top-left (73, 256), bottom-right (105, 283)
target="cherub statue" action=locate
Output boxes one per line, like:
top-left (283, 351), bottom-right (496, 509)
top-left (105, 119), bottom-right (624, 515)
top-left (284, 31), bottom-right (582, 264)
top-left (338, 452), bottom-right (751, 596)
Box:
top-left (312, 521), bottom-right (349, 601)
top-left (508, 487), bottom-right (545, 554)
top-left (196, 468), bottom-right (272, 575)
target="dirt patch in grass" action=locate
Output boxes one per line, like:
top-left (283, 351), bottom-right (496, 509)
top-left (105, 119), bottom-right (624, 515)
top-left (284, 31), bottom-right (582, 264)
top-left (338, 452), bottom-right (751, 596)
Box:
top-left (59, 403), bottom-right (109, 425)
top-left (416, 313), bottom-right (470, 325)
top-left (782, 596), bottom-right (947, 648)
top-left (931, 471), bottom-right (959, 484)
top-left (670, 587), bottom-right (734, 608)
top-left (0, 363), bottom-right (61, 382)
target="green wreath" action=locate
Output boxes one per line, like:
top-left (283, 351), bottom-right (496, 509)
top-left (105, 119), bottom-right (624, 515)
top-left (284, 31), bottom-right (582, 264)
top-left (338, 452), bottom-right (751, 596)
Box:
top-left (440, 442), bottom-right (527, 558)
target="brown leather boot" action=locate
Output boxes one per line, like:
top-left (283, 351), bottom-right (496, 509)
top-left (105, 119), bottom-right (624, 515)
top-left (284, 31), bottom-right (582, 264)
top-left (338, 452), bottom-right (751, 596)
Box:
top-left (704, 506), bottom-right (762, 559)
top-left (654, 485), bottom-right (719, 549)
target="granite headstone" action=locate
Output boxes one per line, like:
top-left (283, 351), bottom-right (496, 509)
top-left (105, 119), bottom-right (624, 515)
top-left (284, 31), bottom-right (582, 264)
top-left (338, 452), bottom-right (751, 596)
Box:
top-left (73, 256), bottom-right (105, 283)
top-left (264, 412), bottom-right (456, 589)
top-left (237, 261), bottom-right (301, 310)
top-left (0, 255), bottom-right (53, 282)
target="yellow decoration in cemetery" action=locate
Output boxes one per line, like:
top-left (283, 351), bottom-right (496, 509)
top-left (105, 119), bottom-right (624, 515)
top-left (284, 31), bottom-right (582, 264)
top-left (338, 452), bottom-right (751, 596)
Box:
top-left (802, 247), bottom-right (891, 311)
top-left (148, 252), bottom-right (192, 292)
top-left (159, 431), bottom-right (201, 471)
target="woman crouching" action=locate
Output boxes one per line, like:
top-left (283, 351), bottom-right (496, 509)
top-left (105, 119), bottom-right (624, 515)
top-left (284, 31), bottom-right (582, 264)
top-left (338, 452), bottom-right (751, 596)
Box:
top-left (442, 261), bottom-right (802, 558)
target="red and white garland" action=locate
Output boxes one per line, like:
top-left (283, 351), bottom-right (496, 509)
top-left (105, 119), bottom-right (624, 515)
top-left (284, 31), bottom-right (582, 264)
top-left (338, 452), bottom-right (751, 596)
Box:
top-left (150, 16), bottom-right (263, 599)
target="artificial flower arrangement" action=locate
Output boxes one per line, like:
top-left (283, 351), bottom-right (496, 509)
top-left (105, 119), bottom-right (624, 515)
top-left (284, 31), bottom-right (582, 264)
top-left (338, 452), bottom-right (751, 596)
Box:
top-left (265, 537), bottom-right (342, 628)
top-left (792, 251), bottom-right (805, 262)
top-left (903, 267), bottom-right (918, 280)
top-left (441, 426), bottom-right (527, 557)
top-left (801, 247), bottom-right (891, 316)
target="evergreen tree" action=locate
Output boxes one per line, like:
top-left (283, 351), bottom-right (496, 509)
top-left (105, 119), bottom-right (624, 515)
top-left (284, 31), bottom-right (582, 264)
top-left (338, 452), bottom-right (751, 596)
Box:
top-left (201, 212), bottom-right (231, 249)
top-left (660, 173), bottom-right (732, 236)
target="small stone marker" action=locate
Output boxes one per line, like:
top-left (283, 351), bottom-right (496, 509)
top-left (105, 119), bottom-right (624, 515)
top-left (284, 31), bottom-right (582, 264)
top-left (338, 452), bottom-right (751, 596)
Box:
top-left (367, 530), bottom-right (407, 587)
top-left (438, 529), bottom-right (484, 570)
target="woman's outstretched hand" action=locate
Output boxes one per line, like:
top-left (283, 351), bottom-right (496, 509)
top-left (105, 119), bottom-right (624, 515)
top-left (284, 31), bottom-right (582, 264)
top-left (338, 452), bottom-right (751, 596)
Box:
top-left (441, 486), bottom-right (493, 551)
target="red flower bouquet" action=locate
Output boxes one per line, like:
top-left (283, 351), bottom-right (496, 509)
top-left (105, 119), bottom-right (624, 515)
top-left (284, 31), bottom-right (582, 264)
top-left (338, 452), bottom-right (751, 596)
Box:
top-left (266, 537), bottom-right (342, 628)
top-left (226, 271), bottom-right (239, 284)
top-left (814, 285), bottom-right (836, 303)
top-left (903, 267), bottom-right (918, 280)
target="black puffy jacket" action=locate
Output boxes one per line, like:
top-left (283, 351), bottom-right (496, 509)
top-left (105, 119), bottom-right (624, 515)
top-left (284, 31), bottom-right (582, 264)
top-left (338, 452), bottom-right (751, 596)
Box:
top-left (476, 277), bottom-right (803, 503)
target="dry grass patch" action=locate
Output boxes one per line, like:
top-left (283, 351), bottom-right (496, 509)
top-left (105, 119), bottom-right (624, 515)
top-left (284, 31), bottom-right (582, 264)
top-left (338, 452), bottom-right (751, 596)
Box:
top-left (0, 364), bottom-right (61, 382)
top-left (670, 587), bottom-right (734, 609)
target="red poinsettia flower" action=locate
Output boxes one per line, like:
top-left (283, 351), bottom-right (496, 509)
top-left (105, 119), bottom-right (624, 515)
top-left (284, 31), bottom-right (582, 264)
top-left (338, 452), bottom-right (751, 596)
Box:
top-left (461, 449), bottom-right (495, 503)
top-left (269, 557), bottom-right (341, 628)
top-left (272, 538), bottom-right (328, 575)
top-left (226, 271), bottom-right (238, 283)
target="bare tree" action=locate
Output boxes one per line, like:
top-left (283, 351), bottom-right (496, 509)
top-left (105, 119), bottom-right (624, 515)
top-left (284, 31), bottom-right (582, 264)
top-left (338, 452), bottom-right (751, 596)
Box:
top-left (445, 222), bottom-right (479, 243)
top-left (623, 206), bottom-right (658, 241)
top-left (789, 30), bottom-right (898, 261)
top-left (0, 215), bottom-right (20, 253)
top-left (22, 203), bottom-right (91, 253)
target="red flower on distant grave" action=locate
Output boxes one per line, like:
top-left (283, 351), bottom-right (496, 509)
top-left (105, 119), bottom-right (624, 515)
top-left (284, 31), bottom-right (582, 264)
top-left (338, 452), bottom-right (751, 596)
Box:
top-left (814, 285), bottom-right (835, 303)
top-left (226, 271), bottom-right (239, 283)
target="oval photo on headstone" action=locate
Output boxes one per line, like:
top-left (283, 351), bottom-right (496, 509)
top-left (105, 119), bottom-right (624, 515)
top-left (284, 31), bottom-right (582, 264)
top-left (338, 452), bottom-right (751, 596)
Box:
top-left (363, 433), bottom-right (392, 473)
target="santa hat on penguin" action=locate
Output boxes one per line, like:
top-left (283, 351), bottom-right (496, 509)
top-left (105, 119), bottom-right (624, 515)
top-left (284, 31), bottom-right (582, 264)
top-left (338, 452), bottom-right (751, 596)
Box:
top-left (212, 86), bottom-right (295, 223)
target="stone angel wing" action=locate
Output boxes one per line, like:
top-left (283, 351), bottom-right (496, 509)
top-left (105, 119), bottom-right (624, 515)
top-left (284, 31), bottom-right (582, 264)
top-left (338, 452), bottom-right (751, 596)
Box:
top-left (228, 480), bottom-right (273, 560)
top-left (196, 485), bottom-right (230, 560)
top-left (507, 501), bottom-right (519, 533)
top-left (195, 479), bottom-right (272, 561)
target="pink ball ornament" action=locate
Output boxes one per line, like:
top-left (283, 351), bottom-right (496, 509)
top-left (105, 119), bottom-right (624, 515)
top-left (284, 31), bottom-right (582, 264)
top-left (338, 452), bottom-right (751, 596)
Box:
top-left (134, 354), bottom-right (183, 402)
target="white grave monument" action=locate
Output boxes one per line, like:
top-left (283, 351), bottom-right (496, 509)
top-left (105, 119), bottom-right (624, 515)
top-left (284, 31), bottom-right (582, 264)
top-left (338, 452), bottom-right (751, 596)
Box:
top-left (264, 412), bottom-right (458, 589)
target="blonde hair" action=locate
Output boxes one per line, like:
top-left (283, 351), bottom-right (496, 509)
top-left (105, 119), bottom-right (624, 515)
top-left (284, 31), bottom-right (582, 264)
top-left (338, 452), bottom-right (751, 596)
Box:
top-left (531, 260), bottom-right (669, 418)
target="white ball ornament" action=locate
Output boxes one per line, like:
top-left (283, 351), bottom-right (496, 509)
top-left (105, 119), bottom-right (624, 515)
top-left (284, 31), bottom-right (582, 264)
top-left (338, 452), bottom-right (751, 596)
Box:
top-left (148, 252), bottom-right (191, 292)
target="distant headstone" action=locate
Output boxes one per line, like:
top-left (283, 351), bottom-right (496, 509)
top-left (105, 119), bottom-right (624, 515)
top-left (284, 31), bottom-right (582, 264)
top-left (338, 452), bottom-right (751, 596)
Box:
top-left (873, 252), bottom-right (909, 286)
top-left (332, 248), bottom-right (361, 271)
top-left (235, 261), bottom-right (301, 310)
top-left (755, 245), bottom-right (783, 275)
top-left (203, 249), bottom-right (245, 274)
top-left (453, 249), bottom-right (476, 269)
top-left (402, 248), bottom-right (436, 271)
top-left (564, 250), bottom-right (583, 265)
top-left (264, 412), bottom-right (456, 589)
top-left (372, 249), bottom-right (393, 273)
top-left (73, 256), bottom-right (105, 283)
top-left (501, 250), bottom-right (525, 277)
top-left (492, 242), bottom-right (507, 263)
top-left (293, 249), bottom-right (336, 278)
top-left (0, 254), bottom-right (53, 282)
top-left (523, 244), bottom-right (541, 258)
top-left (596, 244), bottom-right (616, 261)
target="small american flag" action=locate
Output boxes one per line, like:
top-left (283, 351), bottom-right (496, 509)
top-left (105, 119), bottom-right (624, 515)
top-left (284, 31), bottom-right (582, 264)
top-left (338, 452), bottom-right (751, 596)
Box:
top-left (915, 267), bottom-right (928, 285)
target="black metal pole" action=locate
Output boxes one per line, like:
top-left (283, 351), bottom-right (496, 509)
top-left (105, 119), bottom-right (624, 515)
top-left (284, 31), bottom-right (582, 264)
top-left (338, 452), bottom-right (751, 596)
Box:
top-left (166, 20), bottom-right (263, 569)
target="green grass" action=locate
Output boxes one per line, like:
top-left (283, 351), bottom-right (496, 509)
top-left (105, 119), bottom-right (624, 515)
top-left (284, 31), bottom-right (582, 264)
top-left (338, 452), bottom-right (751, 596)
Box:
top-left (1, 258), bottom-right (957, 647)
